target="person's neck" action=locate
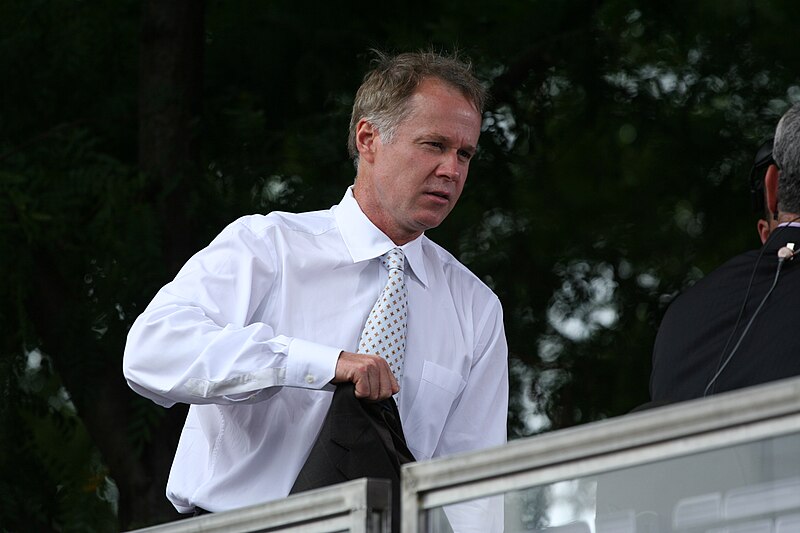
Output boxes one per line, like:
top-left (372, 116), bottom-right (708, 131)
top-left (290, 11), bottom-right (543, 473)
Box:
top-left (777, 212), bottom-right (800, 225)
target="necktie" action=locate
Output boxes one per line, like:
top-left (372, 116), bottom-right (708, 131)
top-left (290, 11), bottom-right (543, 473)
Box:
top-left (358, 248), bottom-right (408, 382)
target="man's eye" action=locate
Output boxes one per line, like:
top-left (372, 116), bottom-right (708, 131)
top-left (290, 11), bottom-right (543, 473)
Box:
top-left (458, 150), bottom-right (473, 161)
top-left (426, 142), bottom-right (444, 150)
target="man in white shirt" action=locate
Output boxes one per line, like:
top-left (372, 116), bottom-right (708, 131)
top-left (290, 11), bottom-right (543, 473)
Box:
top-left (123, 50), bottom-right (508, 531)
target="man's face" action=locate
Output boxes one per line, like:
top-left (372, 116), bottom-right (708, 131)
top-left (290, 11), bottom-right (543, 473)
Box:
top-left (353, 78), bottom-right (482, 245)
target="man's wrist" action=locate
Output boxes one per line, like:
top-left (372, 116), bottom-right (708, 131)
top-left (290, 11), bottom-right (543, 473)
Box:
top-left (286, 338), bottom-right (341, 388)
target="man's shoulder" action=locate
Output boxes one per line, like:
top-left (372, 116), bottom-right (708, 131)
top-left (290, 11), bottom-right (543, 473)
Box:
top-left (421, 237), bottom-right (499, 300)
top-left (675, 249), bottom-right (757, 296)
top-left (658, 248), bottom-right (758, 328)
top-left (231, 208), bottom-right (338, 238)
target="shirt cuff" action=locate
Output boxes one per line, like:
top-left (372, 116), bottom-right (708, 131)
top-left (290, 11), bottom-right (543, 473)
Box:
top-left (285, 338), bottom-right (340, 388)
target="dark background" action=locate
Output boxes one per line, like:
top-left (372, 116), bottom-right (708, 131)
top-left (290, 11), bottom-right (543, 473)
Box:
top-left (2, 0), bottom-right (798, 530)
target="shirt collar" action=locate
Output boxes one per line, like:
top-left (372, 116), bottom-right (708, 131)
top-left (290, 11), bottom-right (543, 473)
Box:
top-left (334, 187), bottom-right (429, 287)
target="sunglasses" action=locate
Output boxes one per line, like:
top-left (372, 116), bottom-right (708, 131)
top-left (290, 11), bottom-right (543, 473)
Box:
top-left (753, 138), bottom-right (775, 171)
top-left (749, 137), bottom-right (776, 212)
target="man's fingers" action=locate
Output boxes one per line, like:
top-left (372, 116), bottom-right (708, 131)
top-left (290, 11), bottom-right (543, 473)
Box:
top-left (380, 372), bottom-right (399, 399)
top-left (370, 364), bottom-right (398, 400)
top-left (335, 351), bottom-right (398, 400)
top-left (353, 368), bottom-right (374, 399)
top-left (356, 363), bottom-right (385, 400)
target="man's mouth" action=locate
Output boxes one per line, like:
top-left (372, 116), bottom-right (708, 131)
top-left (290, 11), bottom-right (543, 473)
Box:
top-left (426, 190), bottom-right (450, 202)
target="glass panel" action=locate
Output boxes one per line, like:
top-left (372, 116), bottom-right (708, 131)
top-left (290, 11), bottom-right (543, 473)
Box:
top-left (424, 431), bottom-right (800, 533)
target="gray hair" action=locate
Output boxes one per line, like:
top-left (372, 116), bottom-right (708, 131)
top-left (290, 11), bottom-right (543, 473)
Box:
top-left (347, 49), bottom-right (487, 165)
top-left (774, 103), bottom-right (800, 214)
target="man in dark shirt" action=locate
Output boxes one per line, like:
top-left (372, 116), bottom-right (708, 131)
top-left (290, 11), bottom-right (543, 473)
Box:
top-left (650, 104), bottom-right (800, 403)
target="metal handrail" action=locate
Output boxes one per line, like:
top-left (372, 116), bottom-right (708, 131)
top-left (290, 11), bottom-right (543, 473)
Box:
top-left (124, 377), bottom-right (800, 533)
top-left (401, 376), bottom-right (800, 532)
top-left (126, 477), bottom-right (392, 533)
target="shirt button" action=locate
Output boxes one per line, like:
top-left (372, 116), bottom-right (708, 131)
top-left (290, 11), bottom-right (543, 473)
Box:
top-left (305, 375), bottom-right (315, 384)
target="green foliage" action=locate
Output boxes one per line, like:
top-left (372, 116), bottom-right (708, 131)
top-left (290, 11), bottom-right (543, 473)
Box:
top-left (0, 351), bottom-right (117, 532)
top-left (4, 0), bottom-right (800, 529)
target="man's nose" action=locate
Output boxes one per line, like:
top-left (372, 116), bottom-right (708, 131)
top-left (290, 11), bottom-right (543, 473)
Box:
top-left (436, 151), bottom-right (462, 181)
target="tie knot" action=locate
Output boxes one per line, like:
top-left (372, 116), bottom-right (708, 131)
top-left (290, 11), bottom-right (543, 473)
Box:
top-left (381, 248), bottom-right (405, 272)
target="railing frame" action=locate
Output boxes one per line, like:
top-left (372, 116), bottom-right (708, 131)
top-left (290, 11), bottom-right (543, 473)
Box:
top-left (126, 477), bottom-right (392, 533)
top-left (125, 377), bottom-right (800, 533)
top-left (401, 376), bottom-right (800, 532)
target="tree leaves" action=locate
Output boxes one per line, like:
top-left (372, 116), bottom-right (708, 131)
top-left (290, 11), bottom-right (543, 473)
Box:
top-left (4, 0), bottom-right (800, 529)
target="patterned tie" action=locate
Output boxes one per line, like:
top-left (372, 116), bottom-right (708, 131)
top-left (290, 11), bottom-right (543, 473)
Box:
top-left (358, 248), bottom-right (408, 382)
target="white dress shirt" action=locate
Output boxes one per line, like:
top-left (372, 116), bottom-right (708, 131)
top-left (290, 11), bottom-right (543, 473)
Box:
top-left (123, 187), bottom-right (508, 524)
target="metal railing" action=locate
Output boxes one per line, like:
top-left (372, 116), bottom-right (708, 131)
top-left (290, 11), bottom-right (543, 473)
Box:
top-left (127, 376), bottom-right (800, 532)
top-left (400, 376), bottom-right (800, 532)
top-left (127, 478), bottom-right (391, 533)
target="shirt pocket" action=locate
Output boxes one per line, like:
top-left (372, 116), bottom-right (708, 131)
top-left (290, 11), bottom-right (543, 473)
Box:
top-left (404, 360), bottom-right (466, 461)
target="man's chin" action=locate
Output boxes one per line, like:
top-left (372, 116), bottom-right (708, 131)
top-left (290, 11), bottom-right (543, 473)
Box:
top-left (415, 208), bottom-right (453, 229)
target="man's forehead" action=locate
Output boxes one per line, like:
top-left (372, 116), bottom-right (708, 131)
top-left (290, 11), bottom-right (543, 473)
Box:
top-left (406, 92), bottom-right (481, 126)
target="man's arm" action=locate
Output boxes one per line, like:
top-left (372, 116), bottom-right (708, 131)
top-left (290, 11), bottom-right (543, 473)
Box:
top-left (123, 217), bottom-right (397, 407)
top-left (436, 296), bottom-right (508, 456)
top-left (123, 218), bottom-right (339, 406)
top-left (438, 296), bottom-right (509, 533)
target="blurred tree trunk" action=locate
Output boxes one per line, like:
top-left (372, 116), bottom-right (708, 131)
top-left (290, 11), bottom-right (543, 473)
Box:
top-left (118, 0), bottom-right (204, 528)
top-left (139, 0), bottom-right (206, 273)
top-left (21, 1), bottom-right (205, 529)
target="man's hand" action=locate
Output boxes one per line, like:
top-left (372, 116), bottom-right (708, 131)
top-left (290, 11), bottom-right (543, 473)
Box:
top-left (333, 351), bottom-right (399, 400)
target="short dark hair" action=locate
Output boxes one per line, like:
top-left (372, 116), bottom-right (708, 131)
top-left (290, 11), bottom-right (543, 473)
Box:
top-left (347, 49), bottom-right (487, 162)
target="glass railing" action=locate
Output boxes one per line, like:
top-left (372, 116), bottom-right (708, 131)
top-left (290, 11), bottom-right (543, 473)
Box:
top-left (401, 376), bottom-right (800, 533)
top-left (126, 376), bottom-right (800, 533)
top-left (126, 477), bottom-right (391, 533)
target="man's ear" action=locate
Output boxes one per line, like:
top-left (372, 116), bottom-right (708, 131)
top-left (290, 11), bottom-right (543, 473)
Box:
top-left (355, 119), bottom-right (378, 164)
top-left (765, 164), bottom-right (780, 217)
top-left (757, 218), bottom-right (771, 244)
